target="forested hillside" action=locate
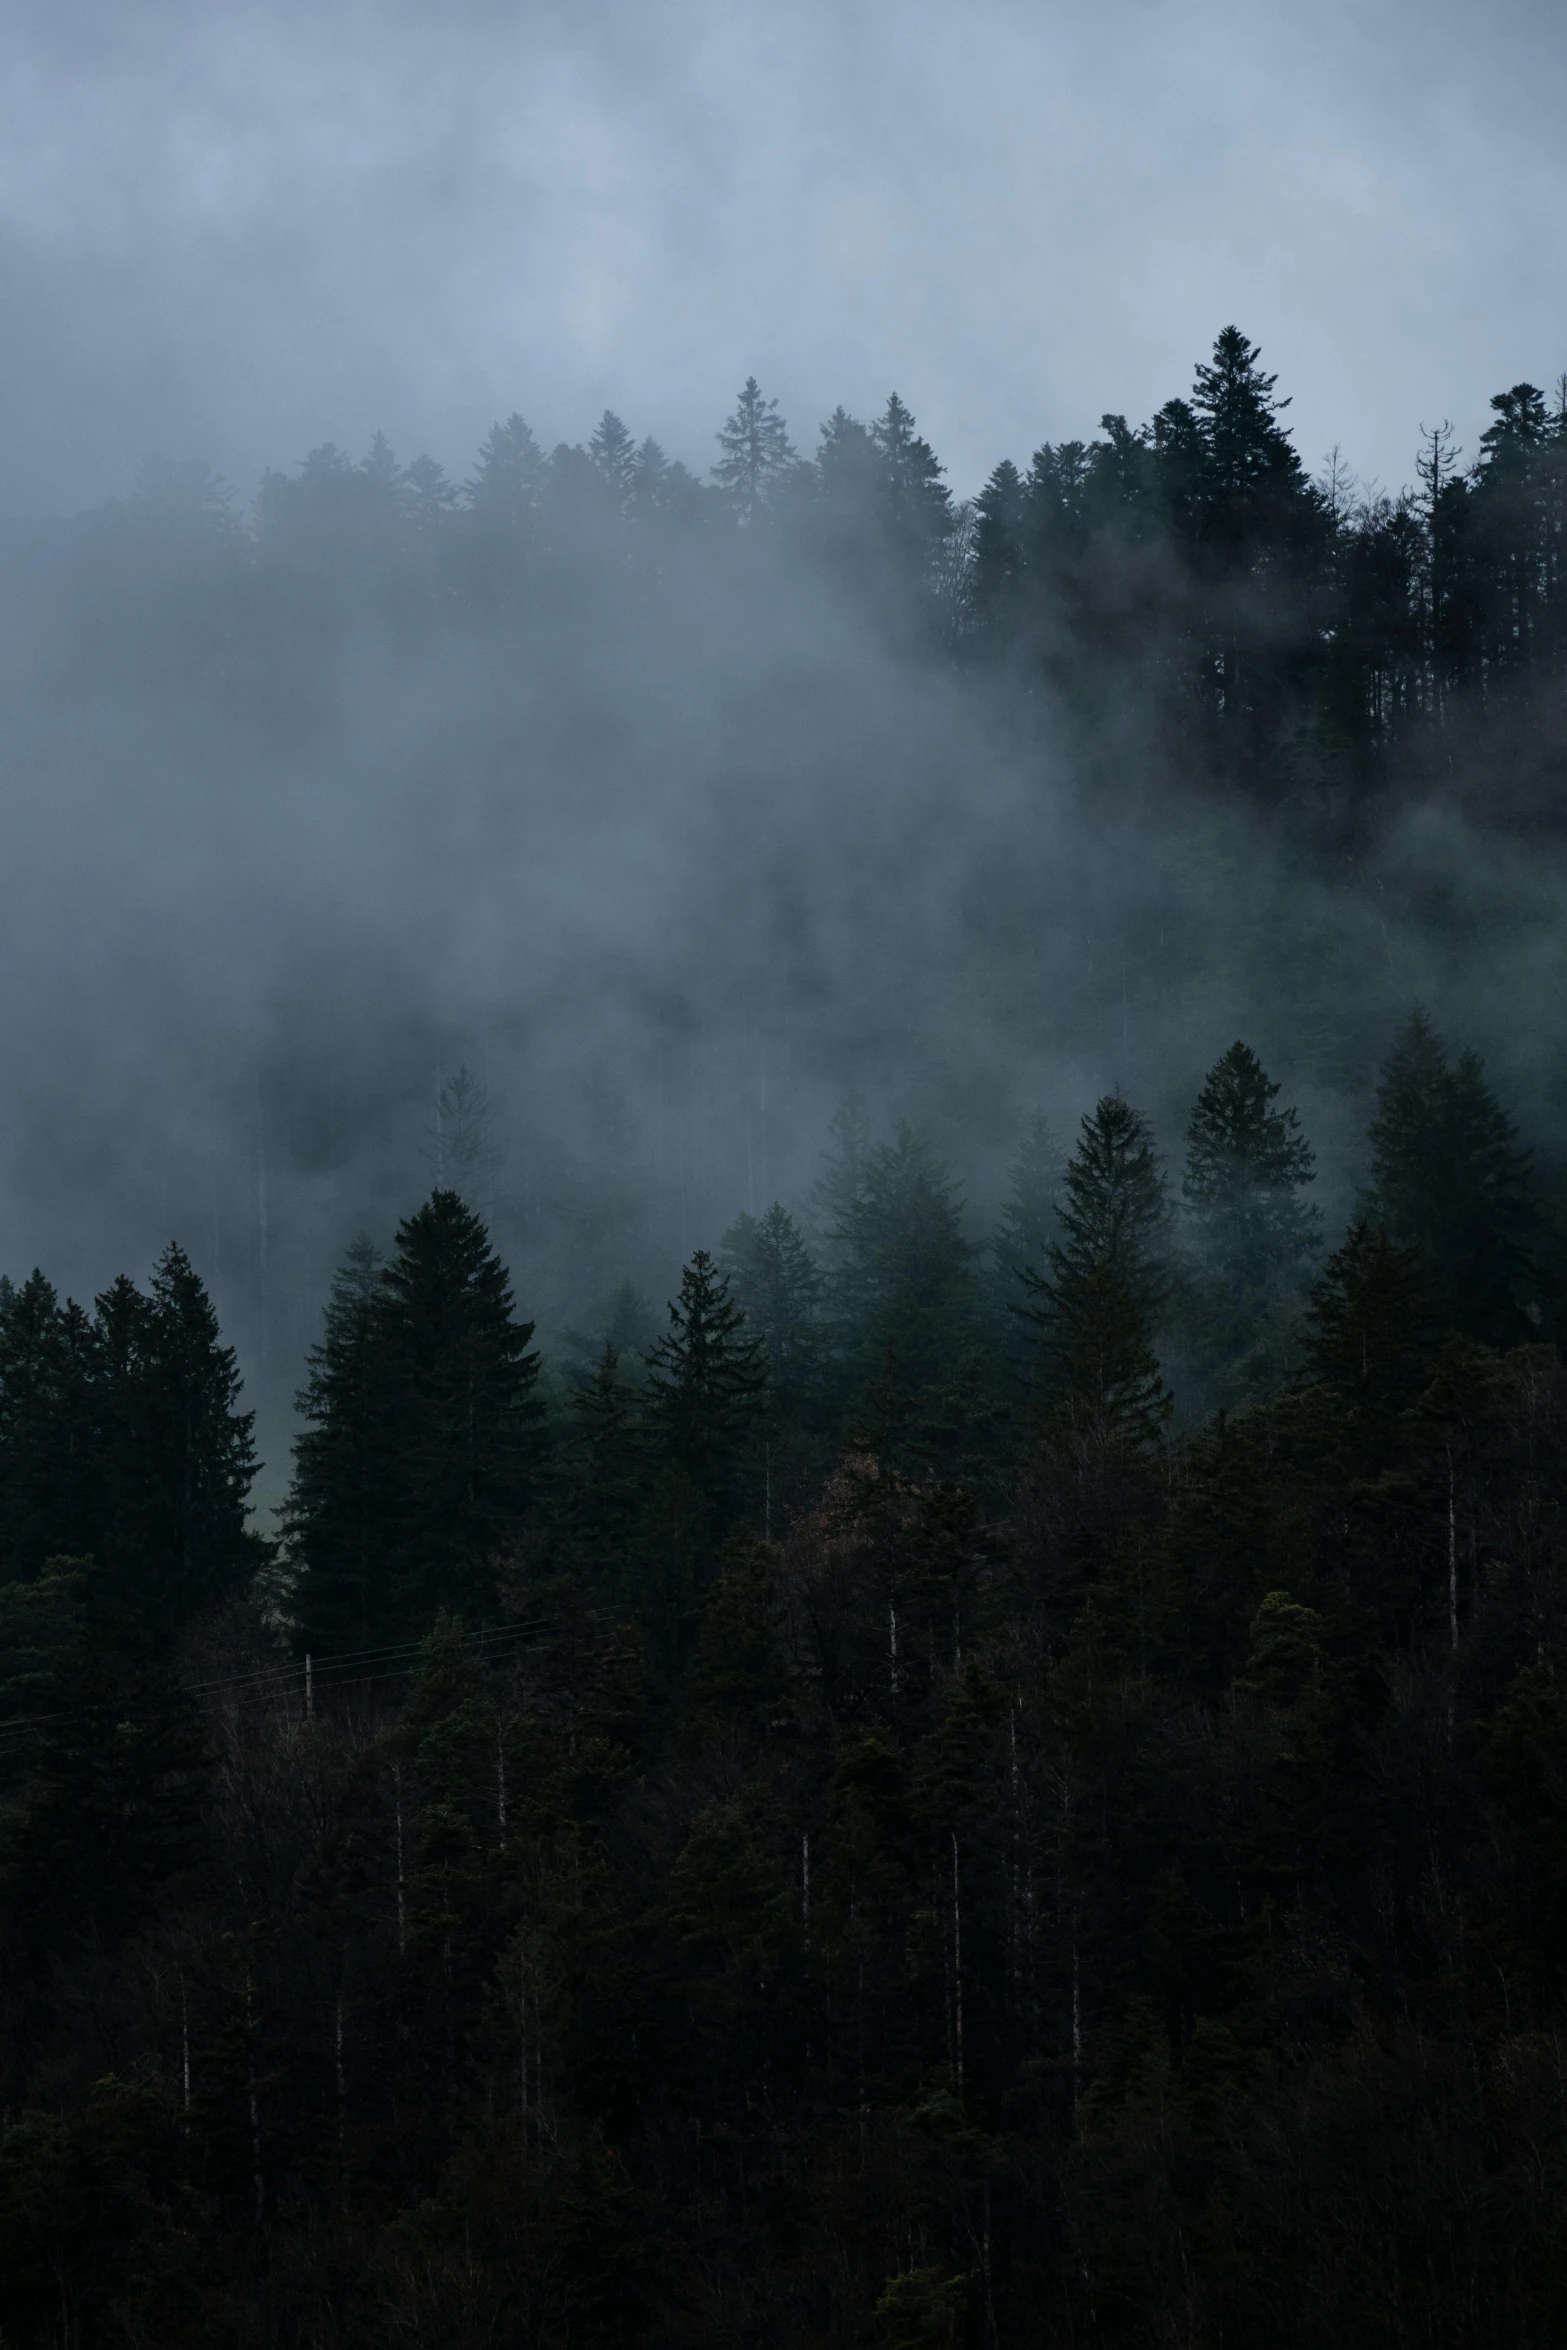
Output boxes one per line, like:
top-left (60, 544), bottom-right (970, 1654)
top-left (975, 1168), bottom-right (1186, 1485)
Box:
top-left (4, 994), bottom-right (1567, 2345)
top-left (2, 332), bottom-right (1567, 2345)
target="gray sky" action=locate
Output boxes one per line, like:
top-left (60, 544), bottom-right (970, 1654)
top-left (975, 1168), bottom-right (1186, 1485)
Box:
top-left (4, 0), bottom-right (1565, 512)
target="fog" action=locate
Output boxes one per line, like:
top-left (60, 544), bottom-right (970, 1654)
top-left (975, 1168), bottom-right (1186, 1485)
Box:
top-left (1, 0), bottom-right (1565, 1499)
top-left (4, 0), bottom-right (1567, 507)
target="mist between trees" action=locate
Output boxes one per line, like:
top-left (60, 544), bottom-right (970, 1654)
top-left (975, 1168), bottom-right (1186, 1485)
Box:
top-left (4, 329), bottom-right (1567, 2343)
top-left (0, 328), bottom-right (1564, 1478)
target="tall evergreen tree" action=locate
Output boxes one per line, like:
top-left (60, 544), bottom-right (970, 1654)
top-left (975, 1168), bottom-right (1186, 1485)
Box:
top-left (643, 1251), bottom-right (765, 1509)
top-left (1046, 1093), bottom-right (1172, 1314)
top-left (91, 1247), bottom-right (259, 1638)
top-left (0, 1276), bottom-right (101, 1580)
top-left (827, 1125), bottom-right (981, 1395)
top-left (466, 413), bottom-right (543, 522)
top-left (1365, 1008), bottom-right (1539, 1343)
top-left (1180, 1042), bottom-right (1320, 1397)
top-left (289, 1196), bottom-right (542, 1647)
top-left (377, 1191), bottom-right (544, 1629)
top-left (286, 1238), bottom-right (399, 1649)
top-left (588, 410), bottom-right (639, 510)
top-left (994, 1111), bottom-right (1067, 1288)
top-left (714, 379), bottom-right (797, 525)
top-left (720, 1204), bottom-right (827, 1425)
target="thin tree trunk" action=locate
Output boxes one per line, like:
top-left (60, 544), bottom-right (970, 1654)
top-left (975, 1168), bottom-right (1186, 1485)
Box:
top-left (394, 1763), bottom-right (407, 1956)
top-left (952, 1833), bottom-right (964, 2093)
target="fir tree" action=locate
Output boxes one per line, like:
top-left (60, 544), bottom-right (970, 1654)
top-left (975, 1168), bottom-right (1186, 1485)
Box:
top-left (466, 413), bottom-right (543, 521)
top-left (377, 1191), bottom-right (544, 1629)
top-left (1046, 1093), bottom-right (1172, 1313)
top-left (0, 1275), bottom-right (101, 1580)
top-left (565, 1344), bottom-right (644, 1576)
top-left (720, 1204), bottom-right (826, 1424)
top-left (1365, 1008), bottom-right (1539, 1343)
top-left (994, 1111), bottom-right (1066, 1288)
top-left (1298, 1220), bottom-right (1438, 1463)
top-left (1180, 1042), bottom-right (1320, 1397)
top-left (290, 1196), bottom-right (542, 1646)
top-left (589, 410), bottom-right (638, 510)
top-left (1191, 326), bottom-right (1305, 512)
top-left (714, 379), bottom-right (797, 525)
top-left (869, 392), bottom-right (953, 581)
top-left (828, 1124), bottom-right (981, 1395)
top-left (286, 1237), bottom-right (399, 1649)
top-left (1035, 1260), bottom-right (1171, 1454)
top-left (643, 1251), bottom-right (765, 1510)
top-left (92, 1246), bottom-right (259, 1637)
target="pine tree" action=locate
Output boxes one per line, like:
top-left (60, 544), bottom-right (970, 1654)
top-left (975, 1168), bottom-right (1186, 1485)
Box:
top-left (1191, 327), bottom-right (1304, 514)
top-left (828, 1125), bottom-right (982, 1395)
top-left (813, 1089), bottom-right (874, 1248)
top-left (589, 410), bottom-right (639, 510)
top-left (378, 1191), bottom-right (544, 1628)
top-left (971, 458), bottom-right (1029, 635)
top-left (1298, 1220), bottom-right (1438, 1460)
top-left (1046, 1093), bottom-right (1172, 1314)
top-left (643, 1250), bottom-right (765, 1509)
top-left (1036, 1261), bottom-right (1171, 1453)
top-left (714, 379), bottom-right (797, 525)
top-left (1365, 1008), bottom-right (1539, 1342)
top-left (720, 1204), bottom-right (827, 1424)
top-left (994, 1111), bottom-right (1066, 1288)
top-left (1180, 1042), bottom-right (1320, 1396)
top-left (0, 1275), bottom-right (102, 1580)
top-left (92, 1247), bottom-right (259, 1638)
top-left (290, 1196), bottom-right (542, 1647)
top-left (869, 393), bottom-right (953, 581)
top-left (565, 1344), bottom-right (644, 1576)
top-left (286, 1237), bottom-right (400, 1650)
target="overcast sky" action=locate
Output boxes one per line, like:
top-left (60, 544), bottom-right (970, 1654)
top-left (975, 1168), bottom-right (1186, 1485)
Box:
top-left (3, 0), bottom-right (1564, 510)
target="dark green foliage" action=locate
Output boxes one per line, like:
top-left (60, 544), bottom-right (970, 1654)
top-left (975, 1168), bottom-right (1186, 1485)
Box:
top-left (289, 1192), bottom-right (543, 1646)
top-left (992, 1108), bottom-right (1065, 1289)
top-left (720, 1203), bottom-right (827, 1424)
top-left (0, 1248), bottom-right (258, 1637)
top-left (1366, 1007), bottom-right (1541, 1342)
top-left (15, 334), bottom-right (1567, 2341)
top-left (1034, 1259), bottom-right (1172, 1452)
top-left (642, 1248), bottom-right (764, 1509)
top-left (1181, 1040), bottom-right (1320, 1397)
top-left (827, 1123), bottom-right (983, 1396)
top-left (1049, 1092), bottom-right (1172, 1307)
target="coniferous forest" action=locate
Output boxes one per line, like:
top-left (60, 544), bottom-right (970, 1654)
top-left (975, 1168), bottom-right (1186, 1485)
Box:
top-left (5, 332), bottom-right (1567, 2344)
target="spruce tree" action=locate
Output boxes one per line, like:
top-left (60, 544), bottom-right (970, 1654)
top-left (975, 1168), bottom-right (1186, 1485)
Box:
top-left (1046, 1092), bottom-right (1172, 1314)
top-left (1298, 1221), bottom-right (1438, 1466)
top-left (465, 413), bottom-right (543, 521)
top-left (827, 1124), bottom-right (981, 1395)
top-left (377, 1190), bottom-right (544, 1630)
top-left (286, 1237), bottom-right (400, 1650)
top-left (713, 379), bottom-right (797, 526)
top-left (1037, 1260), bottom-right (1172, 1453)
top-left (0, 1275), bottom-right (102, 1579)
top-left (1365, 1008), bottom-right (1539, 1343)
top-left (1181, 1042), bottom-right (1320, 1397)
top-left (290, 1195), bottom-right (542, 1648)
top-left (643, 1250), bottom-right (764, 1510)
top-left (92, 1246), bottom-right (259, 1637)
top-left (994, 1111), bottom-right (1066, 1288)
top-left (720, 1203), bottom-right (826, 1425)
top-left (564, 1344), bottom-right (644, 1578)
top-left (588, 410), bottom-right (638, 509)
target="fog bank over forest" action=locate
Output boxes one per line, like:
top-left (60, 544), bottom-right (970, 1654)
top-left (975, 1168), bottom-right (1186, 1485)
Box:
top-left (1, 334), bottom-right (1565, 1477)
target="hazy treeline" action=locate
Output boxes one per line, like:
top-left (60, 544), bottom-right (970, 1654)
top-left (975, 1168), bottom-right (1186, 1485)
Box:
top-left (4, 996), bottom-right (1567, 2342)
top-left (1, 324), bottom-right (1565, 1473)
